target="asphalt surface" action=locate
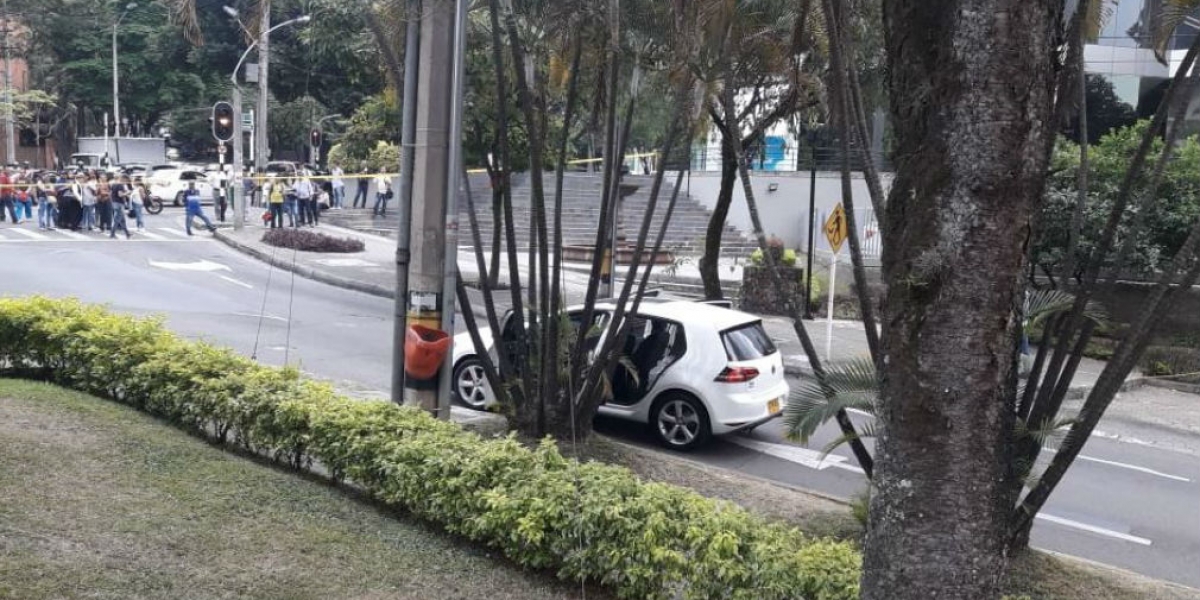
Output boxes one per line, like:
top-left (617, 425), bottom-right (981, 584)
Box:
top-left (2, 209), bottom-right (1198, 589)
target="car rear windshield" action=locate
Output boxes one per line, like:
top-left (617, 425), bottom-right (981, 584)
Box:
top-left (721, 321), bottom-right (777, 361)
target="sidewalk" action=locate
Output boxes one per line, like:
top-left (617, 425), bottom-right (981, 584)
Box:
top-left (215, 222), bottom-right (1147, 402)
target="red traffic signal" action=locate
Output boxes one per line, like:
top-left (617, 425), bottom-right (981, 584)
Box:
top-left (212, 102), bottom-right (235, 142)
top-left (310, 128), bottom-right (322, 148)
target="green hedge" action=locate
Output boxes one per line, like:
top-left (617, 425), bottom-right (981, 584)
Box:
top-left (0, 297), bottom-right (861, 600)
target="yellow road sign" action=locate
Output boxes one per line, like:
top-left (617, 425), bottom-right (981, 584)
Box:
top-left (824, 203), bottom-right (848, 254)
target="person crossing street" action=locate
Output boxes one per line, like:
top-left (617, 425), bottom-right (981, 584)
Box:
top-left (183, 181), bottom-right (217, 236)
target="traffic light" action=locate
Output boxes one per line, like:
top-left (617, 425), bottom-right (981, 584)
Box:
top-left (309, 128), bottom-right (322, 149)
top-left (212, 102), bottom-right (235, 142)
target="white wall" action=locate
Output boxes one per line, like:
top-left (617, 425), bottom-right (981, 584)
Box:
top-left (684, 170), bottom-right (892, 254)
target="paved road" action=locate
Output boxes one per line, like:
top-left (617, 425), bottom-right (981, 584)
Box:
top-left (3, 211), bottom-right (1198, 589)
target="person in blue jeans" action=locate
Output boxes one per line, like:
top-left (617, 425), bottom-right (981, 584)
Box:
top-left (35, 176), bottom-right (57, 230)
top-left (183, 182), bottom-right (216, 235)
top-left (282, 179), bottom-right (299, 227)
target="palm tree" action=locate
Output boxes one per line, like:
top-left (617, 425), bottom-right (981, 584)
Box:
top-left (783, 289), bottom-right (1109, 455)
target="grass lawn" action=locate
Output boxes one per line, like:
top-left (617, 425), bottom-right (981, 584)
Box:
top-left (0, 379), bottom-right (596, 600)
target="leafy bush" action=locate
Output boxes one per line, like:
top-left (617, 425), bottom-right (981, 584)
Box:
top-left (1139, 345), bottom-right (1200, 382)
top-left (262, 229), bottom-right (365, 253)
top-left (0, 297), bottom-right (862, 600)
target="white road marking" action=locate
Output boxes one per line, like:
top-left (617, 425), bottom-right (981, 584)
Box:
top-left (158, 227), bottom-right (190, 238)
top-left (1035, 513), bottom-right (1152, 546)
top-left (7, 228), bottom-right (47, 240)
top-left (838, 407), bottom-right (1182, 481)
top-left (727, 436), bottom-right (854, 471)
top-left (313, 257), bottom-right (376, 267)
top-left (1047, 449), bottom-right (1191, 483)
top-left (57, 230), bottom-right (90, 241)
top-left (232, 312), bottom-right (289, 323)
top-left (138, 229), bottom-right (167, 240)
top-left (732, 437), bottom-right (1153, 546)
top-left (218, 275), bottom-right (253, 289)
top-left (148, 259), bottom-right (231, 272)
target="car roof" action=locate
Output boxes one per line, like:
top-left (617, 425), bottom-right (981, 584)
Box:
top-left (592, 299), bottom-right (760, 331)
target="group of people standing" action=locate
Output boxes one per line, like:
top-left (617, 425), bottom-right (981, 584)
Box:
top-left (263, 176), bottom-right (322, 229)
top-left (0, 169), bottom-right (147, 239)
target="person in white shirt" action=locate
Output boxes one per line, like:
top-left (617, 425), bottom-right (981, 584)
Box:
top-left (293, 174), bottom-right (316, 227)
top-left (130, 181), bottom-right (146, 231)
top-left (372, 174), bottom-right (392, 217)
top-left (330, 166), bottom-right (345, 209)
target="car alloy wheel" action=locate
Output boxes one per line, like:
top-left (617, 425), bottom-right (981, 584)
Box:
top-left (453, 358), bottom-right (492, 410)
top-left (653, 395), bottom-right (710, 450)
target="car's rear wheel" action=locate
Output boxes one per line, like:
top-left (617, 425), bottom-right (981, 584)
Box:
top-left (174, 191), bottom-right (184, 207)
top-left (452, 357), bottom-right (493, 410)
top-left (650, 393), bottom-right (710, 451)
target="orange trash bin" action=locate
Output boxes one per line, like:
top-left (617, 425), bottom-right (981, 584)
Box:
top-left (405, 324), bottom-right (452, 380)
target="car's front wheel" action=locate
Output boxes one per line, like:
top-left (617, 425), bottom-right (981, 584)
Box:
top-left (650, 393), bottom-right (711, 451)
top-left (174, 191), bottom-right (184, 207)
top-left (452, 357), bottom-right (493, 410)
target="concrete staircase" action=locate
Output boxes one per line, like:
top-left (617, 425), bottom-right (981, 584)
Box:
top-left (323, 173), bottom-right (757, 258)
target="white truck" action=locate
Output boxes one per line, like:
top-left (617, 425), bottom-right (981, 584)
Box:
top-left (74, 137), bottom-right (168, 167)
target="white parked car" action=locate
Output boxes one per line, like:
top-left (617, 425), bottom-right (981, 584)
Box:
top-left (451, 299), bottom-right (788, 450)
top-left (147, 169), bottom-right (216, 206)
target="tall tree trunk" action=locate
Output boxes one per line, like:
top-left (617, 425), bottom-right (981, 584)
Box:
top-left (489, 174), bottom-right (504, 288)
top-left (863, 3), bottom-right (1059, 599)
top-left (700, 138), bottom-right (738, 299)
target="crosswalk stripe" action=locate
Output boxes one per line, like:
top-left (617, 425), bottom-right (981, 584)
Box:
top-left (6, 228), bottom-right (48, 240)
top-left (158, 228), bottom-right (190, 238)
top-left (58, 230), bottom-right (91, 241)
top-left (138, 229), bottom-right (166, 240)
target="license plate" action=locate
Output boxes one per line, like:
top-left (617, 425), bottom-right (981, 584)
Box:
top-left (768, 398), bottom-right (781, 415)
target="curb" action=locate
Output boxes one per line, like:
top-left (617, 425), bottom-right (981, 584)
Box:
top-left (214, 230), bottom-right (395, 300)
top-left (214, 229), bottom-right (492, 324)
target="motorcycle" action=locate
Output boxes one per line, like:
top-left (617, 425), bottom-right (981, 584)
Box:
top-left (143, 195), bottom-right (164, 215)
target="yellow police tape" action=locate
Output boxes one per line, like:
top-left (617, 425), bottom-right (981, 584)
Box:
top-left (0, 151), bottom-right (659, 187)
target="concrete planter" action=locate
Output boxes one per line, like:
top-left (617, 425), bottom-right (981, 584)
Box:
top-left (740, 265), bottom-right (804, 316)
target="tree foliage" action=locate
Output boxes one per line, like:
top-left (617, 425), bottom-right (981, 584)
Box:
top-left (1037, 120), bottom-right (1200, 280)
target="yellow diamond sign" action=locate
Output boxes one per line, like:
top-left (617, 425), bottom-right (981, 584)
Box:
top-left (824, 203), bottom-right (848, 254)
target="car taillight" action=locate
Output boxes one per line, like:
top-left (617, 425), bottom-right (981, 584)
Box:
top-left (715, 366), bottom-right (759, 383)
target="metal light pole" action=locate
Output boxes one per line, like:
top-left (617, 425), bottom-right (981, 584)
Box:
top-left (804, 129), bottom-right (818, 320)
top-left (112, 2), bottom-right (136, 164)
top-left (390, 0), bottom-right (420, 406)
top-left (225, 7), bottom-right (310, 231)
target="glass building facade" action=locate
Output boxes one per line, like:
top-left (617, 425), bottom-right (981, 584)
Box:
top-left (1085, 0), bottom-right (1200, 115)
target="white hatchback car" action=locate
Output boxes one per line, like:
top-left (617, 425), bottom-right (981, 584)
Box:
top-left (451, 299), bottom-right (788, 450)
top-left (147, 169), bottom-right (216, 206)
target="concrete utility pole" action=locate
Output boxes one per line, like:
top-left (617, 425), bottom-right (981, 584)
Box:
top-left (2, 0), bottom-right (15, 164)
top-left (402, 0), bottom-right (462, 416)
top-left (435, 0), bottom-right (469, 414)
top-left (231, 85), bottom-right (244, 229)
top-left (255, 0), bottom-right (270, 173)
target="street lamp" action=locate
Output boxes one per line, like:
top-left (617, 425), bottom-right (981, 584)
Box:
top-left (112, 1), bottom-right (137, 161)
top-left (225, 8), bottom-right (311, 231)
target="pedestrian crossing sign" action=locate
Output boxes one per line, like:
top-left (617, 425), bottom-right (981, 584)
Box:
top-left (824, 203), bottom-right (848, 254)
